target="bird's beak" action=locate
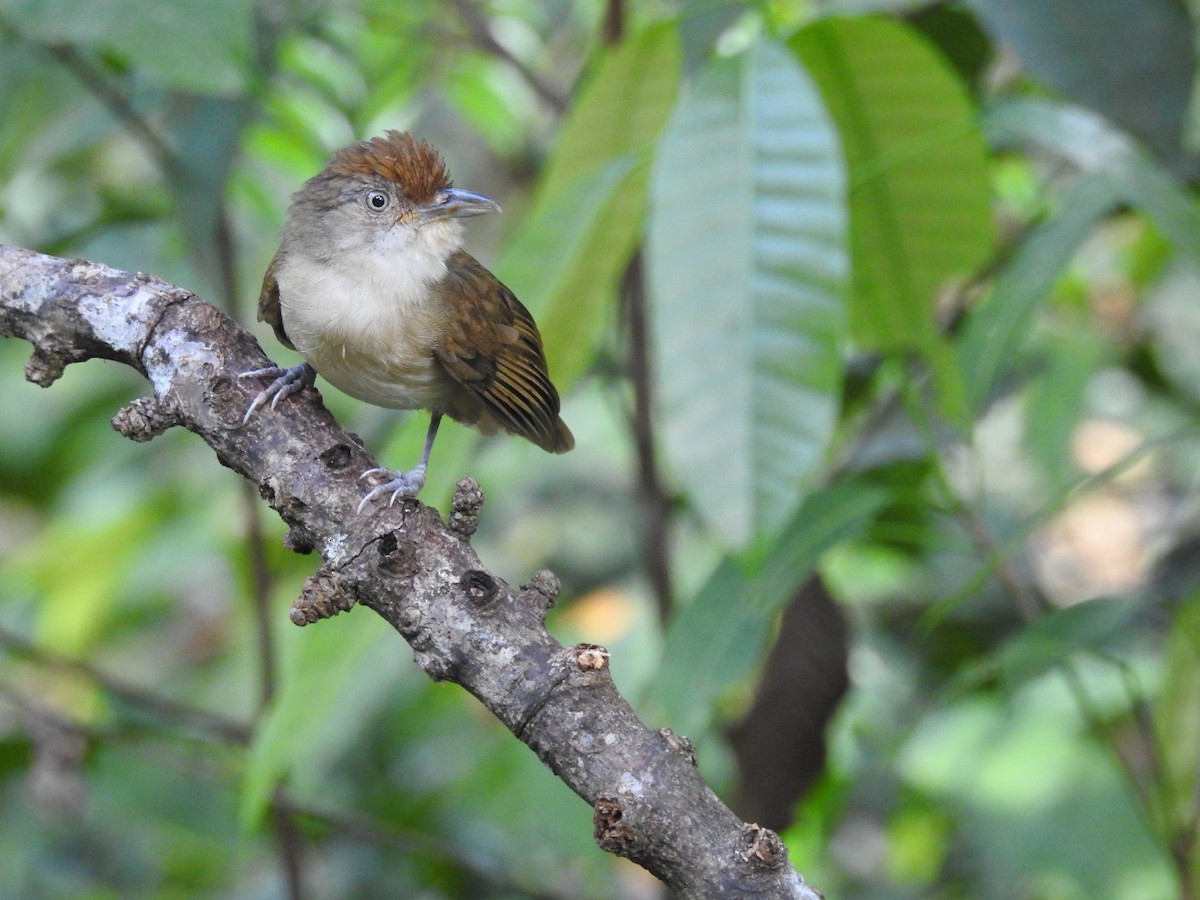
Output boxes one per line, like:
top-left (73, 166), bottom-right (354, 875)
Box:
top-left (415, 188), bottom-right (501, 223)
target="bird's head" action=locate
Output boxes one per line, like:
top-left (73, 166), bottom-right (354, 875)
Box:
top-left (287, 131), bottom-right (500, 260)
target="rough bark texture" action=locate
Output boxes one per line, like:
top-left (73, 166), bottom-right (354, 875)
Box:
top-left (0, 245), bottom-right (822, 900)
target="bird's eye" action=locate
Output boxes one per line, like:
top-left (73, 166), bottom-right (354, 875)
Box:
top-left (365, 190), bottom-right (390, 211)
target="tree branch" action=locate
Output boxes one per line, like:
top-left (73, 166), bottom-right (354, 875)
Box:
top-left (0, 244), bottom-right (822, 899)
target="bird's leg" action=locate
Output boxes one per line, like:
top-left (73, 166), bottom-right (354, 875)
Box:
top-left (240, 362), bottom-right (317, 424)
top-left (357, 412), bottom-right (443, 513)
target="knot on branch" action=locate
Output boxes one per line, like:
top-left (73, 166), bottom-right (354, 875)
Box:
top-left (112, 395), bottom-right (182, 442)
top-left (522, 569), bottom-right (560, 609)
top-left (256, 478), bottom-right (316, 554)
top-left (374, 529), bottom-right (417, 577)
top-left (658, 727), bottom-right (697, 767)
top-left (25, 347), bottom-right (73, 387)
top-left (447, 476), bottom-right (485, 537)
top-left (460, 569), bottom-right (499, 606)
top-left (593, 794), bottom-right (643, 857)
top-left (282, 527), bottom-right (315, 556)
top-left (573, 643), bottom-right (610, 672)
top-left (737, 823), bottom-right (789, 873)
top-left (318, 442), bottom-right (355, 470)
top-left (290, 567), bottom-right (356, 625)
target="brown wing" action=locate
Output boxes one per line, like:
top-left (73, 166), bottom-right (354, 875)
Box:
top-left (432, 251), bottom-right (573, 453)
top-left (256, 250), bottom-right (295, 350)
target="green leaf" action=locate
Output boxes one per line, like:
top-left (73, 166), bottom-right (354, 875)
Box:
top-left (537, 24), bottom-right (682, 201)
top-left (495, 25), bottom-right (682, 394)
top-left (960, 598), bottom-right (1141, 693)
top-left (1155, 594), bottom-right (1200, 843)
top-left (971, 0), bottom-right (1195, 172)
top-left (653, 479), bottom-right (888, 735)
top-left (959, 173), bottom-right (1118, 410)
top-left (676, 0), bottom-right (745, 74)
top-left (908, 5), bottom-right (993, 88)
top-left (647, 39), bottom-right (849, 547)
top-left (17, 503), bottom-right (160, 654)
top-left (790, 16), bottom-right (995, 353)
top-left (1023, 329), bottom-right (1106, 493)
top-left (495, 157), bottom-right (639, 391)
top-left (985, 97), bottom-right (1200, 267)
top-left (240, 616), bottom-right (383, 830)
top-left (0, 0), bottom-right (254, 96)
top-left (168, 95), bottom-right (253, 295)
top-left (444, 55), bottom-right (529, 154)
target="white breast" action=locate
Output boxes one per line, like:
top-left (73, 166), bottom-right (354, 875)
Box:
top-left (277, 221), bottom-right (462, 410)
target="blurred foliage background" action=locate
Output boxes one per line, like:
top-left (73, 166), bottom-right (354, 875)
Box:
top-left (2, 0), bottom-right (1200, 897)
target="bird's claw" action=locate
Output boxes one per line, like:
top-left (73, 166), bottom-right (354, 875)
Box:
top-left (240, 363), bottom-right (315, 424)
top-left (357, 465), bottom-right (428, 514)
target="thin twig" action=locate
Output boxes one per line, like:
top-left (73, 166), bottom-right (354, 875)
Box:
top-left (0, 12), bottom-right (176, 176)
top-left (1119, 658), bottom-right (1200, 900)
top-left (897, 360), bottom-right (1043, 621)
top-left (603, 0), bottom-right (625, 44)
top-left (272, 791), bottom-right (574, 900)
top-left (243, 479), bottom-right (282, 707)
top-left (621, 251), bottom-right (674, 625)
top-left (0, 624), bottom-right (252, 744)
top-left (36, 39), bottom-right (179, 177)
top-left (955, 500), bottom-right (1044, 620)
top-left (271, 785), bottom-right (310, 900)
top-left (1059, 659), bottom-right (1171, 849)
top-left (446, 0), bottom-right (569, 114)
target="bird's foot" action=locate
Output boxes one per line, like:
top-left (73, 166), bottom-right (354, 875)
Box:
top-left (357, 465), bottom-right (428, 514)
top-left (240, 363), bottom-right (315, 424)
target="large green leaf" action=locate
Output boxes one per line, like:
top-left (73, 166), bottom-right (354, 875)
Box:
top-left (496, 25), bottom-right (681, 393)
top-left (971, 0), bottom-right (1196, 174)
top-left (647, 39), bottom-right (848, 547)
top-left (652, 479), bottom-right (888, 735)
top-left (959, 173), bottom-right (1118, 410)
top-left (790, 17), bottom-right (995, 352)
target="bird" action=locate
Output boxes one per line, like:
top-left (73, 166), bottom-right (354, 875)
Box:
top-left (241, 131), bottom-right (573, 512)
